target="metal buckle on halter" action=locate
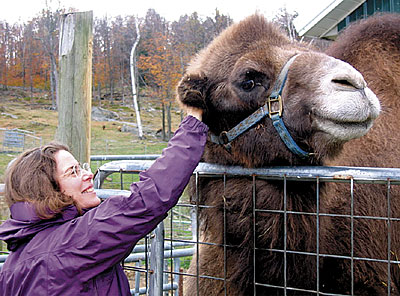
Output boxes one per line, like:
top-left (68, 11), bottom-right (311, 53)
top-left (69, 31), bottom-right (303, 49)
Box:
top-left (268, 95), bottom-right (283, 118)
top-left (218, 131), bottom-right (229, 145)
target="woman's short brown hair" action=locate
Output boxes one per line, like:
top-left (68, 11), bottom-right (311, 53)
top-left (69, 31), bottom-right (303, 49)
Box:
top-left (5, 142), bottom-right (75, 219)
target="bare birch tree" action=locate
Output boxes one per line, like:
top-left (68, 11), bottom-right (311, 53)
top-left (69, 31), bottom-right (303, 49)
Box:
top-left (273, 7), bottom-right (299, 41)
top-left (130, 19), bottom-right (143, 139)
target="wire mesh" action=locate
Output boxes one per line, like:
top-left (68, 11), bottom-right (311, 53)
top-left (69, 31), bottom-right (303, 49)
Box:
top-left (181, 168), bottom-right (400, 296)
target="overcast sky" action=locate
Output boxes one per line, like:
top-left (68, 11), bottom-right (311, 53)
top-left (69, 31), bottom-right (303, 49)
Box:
top-left (0, 0), bottom-right (336, 31)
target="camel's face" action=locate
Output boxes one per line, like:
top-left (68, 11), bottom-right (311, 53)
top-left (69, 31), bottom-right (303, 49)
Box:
top-left (177, 15), bottom-right (380, 164)
top-left (282, 52), bottom-right (380, 142)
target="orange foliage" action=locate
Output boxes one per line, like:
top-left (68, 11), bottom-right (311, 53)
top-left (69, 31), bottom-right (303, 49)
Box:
top-left (1, 11), bottom-right (229, 103)
top-left (138, 32), bottom-right (183, 104)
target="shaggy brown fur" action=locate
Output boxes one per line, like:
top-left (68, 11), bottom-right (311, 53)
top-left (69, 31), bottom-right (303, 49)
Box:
top-left (322, 13), bottom-right (400, 295)
top-left (177, 13), bottom-right (400, 295)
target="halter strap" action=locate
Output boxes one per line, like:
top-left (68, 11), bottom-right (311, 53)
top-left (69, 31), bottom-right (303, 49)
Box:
top-left (210, 54), bottom-right (312, 158)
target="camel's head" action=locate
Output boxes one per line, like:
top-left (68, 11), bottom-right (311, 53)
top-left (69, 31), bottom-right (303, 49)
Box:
top-left (177, 14), bottom-right (380, 166)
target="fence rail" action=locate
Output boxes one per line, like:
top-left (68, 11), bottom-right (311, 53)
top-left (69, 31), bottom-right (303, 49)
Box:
top-left (94, 160), bottom-right (400, 184)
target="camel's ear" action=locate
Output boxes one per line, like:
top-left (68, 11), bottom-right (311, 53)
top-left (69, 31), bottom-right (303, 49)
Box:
top-left (176, 72), bottom-right (208, 111)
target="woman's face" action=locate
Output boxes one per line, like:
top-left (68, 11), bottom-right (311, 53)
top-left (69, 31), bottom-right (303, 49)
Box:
top-left (55, 150), bottom-right (101, 209)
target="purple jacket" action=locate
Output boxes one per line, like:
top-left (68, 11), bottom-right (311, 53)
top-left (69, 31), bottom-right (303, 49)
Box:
top-left (0, 116), bottom-right (208, 295)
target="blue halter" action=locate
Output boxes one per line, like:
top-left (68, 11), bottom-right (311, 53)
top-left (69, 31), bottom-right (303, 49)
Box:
top-left (210, 54), bottom-right (312, 158)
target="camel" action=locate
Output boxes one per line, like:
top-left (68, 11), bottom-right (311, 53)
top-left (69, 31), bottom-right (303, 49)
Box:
top-left (176, 13), bottom-right (400, 295)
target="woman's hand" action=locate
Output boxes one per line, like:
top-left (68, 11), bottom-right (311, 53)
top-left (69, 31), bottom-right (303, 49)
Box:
top-left (185, 106), bottom-right (203, 121)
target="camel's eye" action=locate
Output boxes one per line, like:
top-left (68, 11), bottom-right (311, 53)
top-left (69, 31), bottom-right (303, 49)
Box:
top-left (241, 80), bottom-right (255, 91)
top-left (238, 70), bottom-right (267, 92)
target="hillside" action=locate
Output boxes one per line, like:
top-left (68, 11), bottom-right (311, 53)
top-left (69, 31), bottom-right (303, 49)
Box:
top-left (0, 88), bottom-right (183, 182)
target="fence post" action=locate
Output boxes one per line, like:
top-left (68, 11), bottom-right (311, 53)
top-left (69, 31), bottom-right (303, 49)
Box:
top-left (149, 222), bottom-right (164, 296)
top-left (56, 11), bottom-right (93, 164)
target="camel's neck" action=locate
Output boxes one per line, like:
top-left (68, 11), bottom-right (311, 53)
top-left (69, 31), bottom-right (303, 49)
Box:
top-left (197, 177), bottom-right (320, 252)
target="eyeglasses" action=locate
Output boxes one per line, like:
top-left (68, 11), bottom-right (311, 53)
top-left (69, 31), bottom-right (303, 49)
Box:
top-left (61, 163), bottom-right (92, 178)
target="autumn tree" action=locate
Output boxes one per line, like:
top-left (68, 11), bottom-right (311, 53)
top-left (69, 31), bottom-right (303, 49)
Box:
top-left (138, 9), bottom-right (173, 139)
top-left (202, 9), bottom-right (232, 45)
top-left (36, 8), bottom-right (61, 109)
top-left (10, 24), bottom-right (25, 88)
top-left (20, 20), bottom-right (48, 96)
top-left (0, 22), bottom-right (10, 89)
top-left (0, 22), bottom-right (23, 90)
top-left (138, 31), bottom-right (180, 140)
top-left (109, 16), bottom-right (136, 103)
top-left (171, 12), bottom-right (206, 57)
top-left (94, 16), bottom-right (116, 101)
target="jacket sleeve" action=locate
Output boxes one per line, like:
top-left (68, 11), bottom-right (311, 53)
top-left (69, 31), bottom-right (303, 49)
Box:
top-left (52, 116), bottom-right (208, 281)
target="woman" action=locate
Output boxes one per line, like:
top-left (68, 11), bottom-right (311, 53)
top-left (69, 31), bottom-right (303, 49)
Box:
top-left (0, 108), bottom-right (207, 295)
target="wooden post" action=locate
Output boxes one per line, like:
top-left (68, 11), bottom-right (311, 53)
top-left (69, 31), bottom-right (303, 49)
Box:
top-left (56, 11), bottom-right (93, 164)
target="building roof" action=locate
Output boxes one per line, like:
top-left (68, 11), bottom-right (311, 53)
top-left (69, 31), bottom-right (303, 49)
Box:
top-left (298, 0), bottom-right (365, 39)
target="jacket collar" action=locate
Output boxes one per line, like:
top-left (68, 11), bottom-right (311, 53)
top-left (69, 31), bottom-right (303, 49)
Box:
top-left (10, 202), bottom-right (79, 222)
top-left (0, 202), bottom-right (81, 251)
